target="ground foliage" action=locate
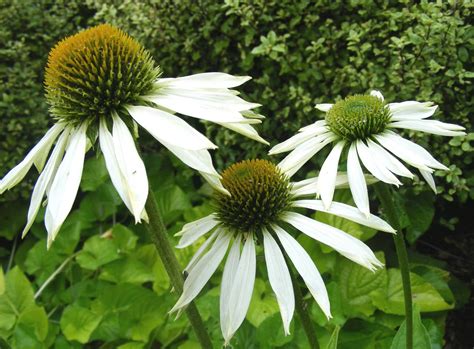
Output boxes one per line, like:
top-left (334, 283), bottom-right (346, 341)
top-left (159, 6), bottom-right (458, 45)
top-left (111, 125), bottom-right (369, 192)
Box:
top-left (0, 0), bottom-right (472, 348)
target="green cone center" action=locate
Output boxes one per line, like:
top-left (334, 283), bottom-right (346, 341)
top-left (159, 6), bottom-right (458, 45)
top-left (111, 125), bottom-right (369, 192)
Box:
top-left (44, 24), bottom-right (161, 125)
top-left (214, 159), bottom-right (291, 234)
top-left (325, 95), bottom-right (391, 140)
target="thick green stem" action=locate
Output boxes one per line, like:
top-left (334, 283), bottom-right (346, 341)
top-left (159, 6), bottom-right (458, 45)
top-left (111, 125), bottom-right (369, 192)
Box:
top-left (144, 189), bottom-right (213, 348)
top-left (289, 267), bottom-right (320, 349)
top-left (374, 183), bottom-right (413, 349)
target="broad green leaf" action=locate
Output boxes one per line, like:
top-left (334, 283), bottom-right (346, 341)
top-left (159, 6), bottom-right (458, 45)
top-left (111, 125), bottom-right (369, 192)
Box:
top-left (337, 319), bottom-right (395, 349)
top-left (60, 304), bottom-right (102, 344)
top-left (297, 234), bottom-right (337, 274)
top-left (0, 267), bottom-right (34, 315)
top-left (336, 252), bottom-right (386, 317)
top-left (412, 265), bottom-right (454, 305)
top-left (326, 325), bottom-right (340, 349)
top-left (403, 191), bottom-right (435, 244)
top-left (390, 306), bottom-right (431, 349)
top-left (246, 279), bottom-right (279, 327)
top-left (79, 183), bottom-right (122, 222)
top-left (112, 224), bottom-right (138, 253)
top-left (24, 240), bottom-right (63, 283)
top-left (17, 305), bottom-right (48, 341)
top-left (76, 235), bottom-right (121, 270)
top-left (373, 269), bottom-right (453, 314)
top-left (155, 185), bottom-right (191, 225)
top-left (255, 313), bottom-right (293, 348)
top-left (80, 156), bottom-right (108, 192)
top-left (312, 281), bottom-right (345, 326)
top-left (100, 257), bottom-right (154, 284)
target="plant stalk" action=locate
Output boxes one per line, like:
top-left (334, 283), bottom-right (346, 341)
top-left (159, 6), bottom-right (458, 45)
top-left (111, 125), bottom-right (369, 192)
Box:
top-left (144, 188), bottom-right (213, 348)
top-left (374, 183), bottom-right (413, 349)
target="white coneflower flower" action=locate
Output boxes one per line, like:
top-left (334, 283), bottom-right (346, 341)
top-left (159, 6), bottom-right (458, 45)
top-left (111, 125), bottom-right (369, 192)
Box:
top-left (170, 159), bottom-right (394, 344)
top-left (0, 24), bottom-right (266, 246)
top-left (269, 91), bottom-right (465, 216)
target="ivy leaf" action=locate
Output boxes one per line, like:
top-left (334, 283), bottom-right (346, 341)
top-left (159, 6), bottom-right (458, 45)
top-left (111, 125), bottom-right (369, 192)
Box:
top-left (60, 304), bottom-right (102, 344)
top-left (390, 306), bottom-right (431, 349)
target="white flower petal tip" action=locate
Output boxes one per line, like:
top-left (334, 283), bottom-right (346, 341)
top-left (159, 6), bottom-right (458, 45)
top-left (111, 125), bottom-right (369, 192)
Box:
top-left (317, 141), bottom-right (345, 209)
top-left (370, 90), bottom-right (384, 100)
top-left (315, 103), bottom-right (333, 112)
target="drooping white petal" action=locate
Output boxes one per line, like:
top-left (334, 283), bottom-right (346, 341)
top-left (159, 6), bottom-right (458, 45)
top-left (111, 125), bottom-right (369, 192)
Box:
top-left (269, 125), bottom-right (328, 155)
top-left (298, 120), bottom-right (327, 132)
top-left (176, 214), bottom-right (219, 248)
top-left (223, 235), bottom-right (256, 344)
top-left (45, 124), bottom-right (87, 246)
top-left (21, 130), bottom-right (70, 238)
top-left (217, 122), bottom-right (269, 145)
top-left (356, 140), bottom-right (401, 186)
top-left (278, 133), bottom-right (336, 177)
top-left (127, 105), bottom-right (216, 150)
top-left (273, 224), bottom-right (331, 319)
top-left (111, 115), bottom-right (148, 223)
top-left (0, 123), bottom-right (64, 194)
top-left (389, 119), bottom-right (466, 137)
top-left (315, 103), bottom-right (333, 112)
top-left (375, 131), bottom-right (449, 171)
top-left (170, 231), bottom-right (231, 313)
top-left (420, 169), bottom-right (437, 193)
top-left (220, 236), bottom-right (241, 342)
top-left (388, 101), bottom-right (437, 121)
top-left (317, 140), bottom-right (345, 209)
top-left (283, 212), bottom-right (383, 271)
top-left (184, 229), bottom-right (221, 274)
top-left (157, 73), bottom-right (251, 89)
top-left (366, 139), bottom-right (413, 178)
top-left (262, 228), bottom-right (294, 335)
top-left (161, 141), bottom-right (219, 175)
top-left (370, 90), bottom-right (384, 101)
top-left (199, 171), bottom-right (230, 195)
top-left (347, 143), bottom-right (370, 216)
top-left (292, 200), bottom-right (395, 233)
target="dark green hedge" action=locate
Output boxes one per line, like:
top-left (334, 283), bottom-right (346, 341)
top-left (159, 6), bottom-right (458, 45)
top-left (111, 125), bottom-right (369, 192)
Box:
top-left (1, 0), bottom-right (472, 202)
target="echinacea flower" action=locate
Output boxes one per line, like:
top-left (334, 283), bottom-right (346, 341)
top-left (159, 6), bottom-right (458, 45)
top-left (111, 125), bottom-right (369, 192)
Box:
top-left (269, 90), bottom-right (465, 216)
top-left (0, 24), bottom-right (266, 246)
top-left (170, 159), bottom-right (394, 344)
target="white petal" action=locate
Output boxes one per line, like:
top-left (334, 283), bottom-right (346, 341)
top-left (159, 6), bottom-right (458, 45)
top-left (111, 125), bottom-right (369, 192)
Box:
top-left (375, 131), bottom-right (448, 171)
top-left (21, 130), bottom-right (70, 238)
top-left (223, 235), bottom-right (256, 344)
top-left (157, 73), bottom-right (251, 89)
top-left (356, 140), bottom-right (401, 185)
top-left (278, 133), bottom-right (336, 177)
top-left (176, 214), bottom-right (219, 248)
top-left (45, 124), bottom-right (87, 246)
top-left (317, 140), bottom-right (345, 209)
top-left (184, 229), bottom-right (221, 274)
top-left (0, 124), bottom-right (64, 194)
top-left (420, 169), bottom-right (437, 193)
top-left (315, 103), bottom-right (333, 112)
top-left (388, 101), bottom-right (437, 121)
top-left (273, 225), bottom-right (331, 319)
top-left (292, 200), bottom-right (395, 233)
top-left (170, 231), bottom-right (231, 312)
top-left (370, 90), bottom-right (384, 101)
top-left (111, 115), bottom-right (148, 223)
top-left (220, 236), bottom-right (241, 342)
top-left (262, 228), bottom-right (294, 335)
top-left (218, 122), bottom-right (269, 145)
top-left (199, 171), bottom-right (230, 195)
top-left (298, 120), bottom-right (327, 132)
top-left (347, 143), bottom-right (370, 216)
top-left (127, 105), bottom-right (216, 150)
top-left (269, 125), bottom-right (328, 155)
top-left (283, 212), bottom-right (383, 271)
top-left (161, 142), bottom-right (219, 175)
top-left (366, 139), bottom-right (413, 179)
top-left (389, 119), bottom-right (466, 137)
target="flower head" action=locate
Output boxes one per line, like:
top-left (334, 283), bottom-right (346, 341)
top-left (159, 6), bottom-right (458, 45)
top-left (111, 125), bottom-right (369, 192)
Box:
top-left (170, 159), bottom-right (394, 344)
top-left (0, 24), bottom-right (266, 246)
top-left (270, 91), bottom-right (466, 216)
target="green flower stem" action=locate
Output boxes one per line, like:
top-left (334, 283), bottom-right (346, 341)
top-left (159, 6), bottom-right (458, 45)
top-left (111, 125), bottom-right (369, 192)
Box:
top-left (144, 188), bottom-right (213, 348)
top-left (289, 266), bottom-right (320, 349)
top-left (374, 183), bottom-right (413, 349)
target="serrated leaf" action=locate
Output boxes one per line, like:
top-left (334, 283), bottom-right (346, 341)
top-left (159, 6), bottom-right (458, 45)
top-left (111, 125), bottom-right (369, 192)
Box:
top-left (60, 304), bottom-right (102, 343)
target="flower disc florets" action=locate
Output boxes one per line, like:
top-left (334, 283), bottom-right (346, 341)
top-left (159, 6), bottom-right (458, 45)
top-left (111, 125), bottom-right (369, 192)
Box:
top-left (325, 95), bottom-right (391, 141)
top-left (215, 160), bottom-right (292, 234)
top-left (45, 24), bottom-right (161, 124)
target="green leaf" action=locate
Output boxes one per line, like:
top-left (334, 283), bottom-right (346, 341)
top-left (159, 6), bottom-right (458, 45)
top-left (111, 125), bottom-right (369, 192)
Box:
top-left (246, 279), bottom-right (279, 327)
top-left (0, 268), bottom-right (5, 295)
top-left (60, 304), bottom-right (102, 344)
top-left (255, 313), bottom-right (293, 348)
top-left (112, 224), bottom-right (138, 253)
top-left (373, 269), bottom-right (453, 315)
top-left (99, 257), bottom-right (154, 284)
top-left (403, 191), bottom-right (435, 244)
top-left (76, 235), bottom-right (121, 270)
top-left (80, 156), bottom-right (108, 192)
top-left (336, 252), bottom-right (386, 317)
top-left (390, 306), bottom-right (431, 349)
top-left (17, 305), bottom-right (48, 341)
top-left (155, 185), bottom-right (191, 225)
top-left (326, 325), bottom-right (341, 349)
